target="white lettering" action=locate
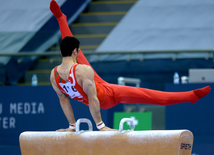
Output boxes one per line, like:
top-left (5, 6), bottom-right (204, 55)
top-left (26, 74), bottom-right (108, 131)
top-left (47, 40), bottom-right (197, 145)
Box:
top-left (38, 102), bottom-right (45, 114)
top-left (10, 117), bottom-right (15, 128)
top-left (9, 102), bottom-right (45, 114)
top-left (0, 104), bottom-right (2, 114)
top-left (24, 102), bottom-right (31, 114)
top-left (18, 102), bottom-right (23, 114)
top-left (3, 117), bottom-right (8, 129)
top-left (31, 102), bottom-right (37, 114)
top-left (0, 117), bottom-right (16, 129)
top-left (10, 103), bottom-right (16, 114)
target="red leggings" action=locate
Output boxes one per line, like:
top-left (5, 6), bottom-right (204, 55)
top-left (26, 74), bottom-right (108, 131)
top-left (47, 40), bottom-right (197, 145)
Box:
top-left (99, 83), bottom-right (198, 109)
top-left (52, 4), bottom-right (203, 109)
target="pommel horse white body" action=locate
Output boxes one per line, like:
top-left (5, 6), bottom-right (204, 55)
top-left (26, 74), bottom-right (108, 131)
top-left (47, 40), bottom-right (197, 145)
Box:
top-left (19, 118), bottom-right (193, 155)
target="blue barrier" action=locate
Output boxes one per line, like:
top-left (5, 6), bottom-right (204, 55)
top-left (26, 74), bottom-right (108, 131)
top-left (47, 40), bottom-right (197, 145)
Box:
top-left (4, 84), bottom-right (212, 154)
top-left (165, 83), bottom-right (214, 155)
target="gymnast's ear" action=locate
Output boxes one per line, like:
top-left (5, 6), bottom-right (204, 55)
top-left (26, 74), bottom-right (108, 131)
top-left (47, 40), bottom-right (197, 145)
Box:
top-left (72, 48), bottom-right (78, 56)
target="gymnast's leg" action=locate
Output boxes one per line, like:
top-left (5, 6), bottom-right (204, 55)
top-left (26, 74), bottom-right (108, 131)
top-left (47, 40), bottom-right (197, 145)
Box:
top-left (109, 84), bottom-right (211, 106)
top-left (49, 0), bottom-right (105, 83)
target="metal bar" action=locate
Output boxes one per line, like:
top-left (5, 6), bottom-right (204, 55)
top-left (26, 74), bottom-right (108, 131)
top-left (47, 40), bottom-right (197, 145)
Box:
top-left (118, 77), bottom-right (141, 87)
top-left (0, 52), bottom-right (60, 57)
top-left (0, 49), bottom-right (213, 57)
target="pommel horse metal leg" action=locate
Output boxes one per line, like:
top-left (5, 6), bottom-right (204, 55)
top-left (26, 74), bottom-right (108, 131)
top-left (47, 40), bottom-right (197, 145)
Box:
top-left (19, 118), bottom-right (193, 155)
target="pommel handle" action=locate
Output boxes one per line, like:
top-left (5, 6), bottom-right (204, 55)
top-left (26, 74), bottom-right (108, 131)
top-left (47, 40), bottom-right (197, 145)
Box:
top-left (75, 118), bottom-right (93, 135)
top-left (118, 118), bottom-right (135, 134)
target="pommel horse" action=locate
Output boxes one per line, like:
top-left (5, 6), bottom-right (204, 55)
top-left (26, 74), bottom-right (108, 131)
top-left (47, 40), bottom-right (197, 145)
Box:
top-left (19, 118), bottom-right (193, 155)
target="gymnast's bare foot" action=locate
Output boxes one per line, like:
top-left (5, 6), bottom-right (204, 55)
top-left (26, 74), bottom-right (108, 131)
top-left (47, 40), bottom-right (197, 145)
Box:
top-left (50, 0), bottom-right (63, 19)
top-left (194, 86), bottom-right (211, 99)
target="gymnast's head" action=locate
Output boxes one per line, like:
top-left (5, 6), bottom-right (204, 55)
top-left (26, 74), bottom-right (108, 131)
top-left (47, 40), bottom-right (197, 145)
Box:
top-left (60, 36), bottom-right (80, 58)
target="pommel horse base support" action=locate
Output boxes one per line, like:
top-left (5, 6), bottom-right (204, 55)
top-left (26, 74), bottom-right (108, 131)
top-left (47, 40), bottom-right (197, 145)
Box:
top-left (19, 119), bottom-right (193, 155)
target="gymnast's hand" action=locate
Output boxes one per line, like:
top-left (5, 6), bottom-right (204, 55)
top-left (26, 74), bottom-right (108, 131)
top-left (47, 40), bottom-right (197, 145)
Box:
top-left (56, 128), bottom-right (75, 132)
top-left (99, 126), bottom-right (118, 131)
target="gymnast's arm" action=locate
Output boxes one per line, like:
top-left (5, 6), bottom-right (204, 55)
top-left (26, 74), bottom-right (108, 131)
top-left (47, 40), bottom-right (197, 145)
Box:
top-left (50, 69), bottom-right (76, 132)
top-left (77, 65), bottom-right (115, 131)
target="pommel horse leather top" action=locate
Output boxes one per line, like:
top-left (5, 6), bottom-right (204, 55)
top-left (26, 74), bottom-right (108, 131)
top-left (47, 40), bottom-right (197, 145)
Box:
top-left (19, 118), bottom-right (193, 155)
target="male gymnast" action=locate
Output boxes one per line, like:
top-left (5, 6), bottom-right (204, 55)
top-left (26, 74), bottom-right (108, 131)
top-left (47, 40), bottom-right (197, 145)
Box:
top-left (49, 0), bottom-right (211, 131)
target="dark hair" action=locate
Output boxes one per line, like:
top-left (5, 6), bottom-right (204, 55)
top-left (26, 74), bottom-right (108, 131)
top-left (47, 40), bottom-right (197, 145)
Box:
top-left (60, 36), bottom-right (80, 57)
